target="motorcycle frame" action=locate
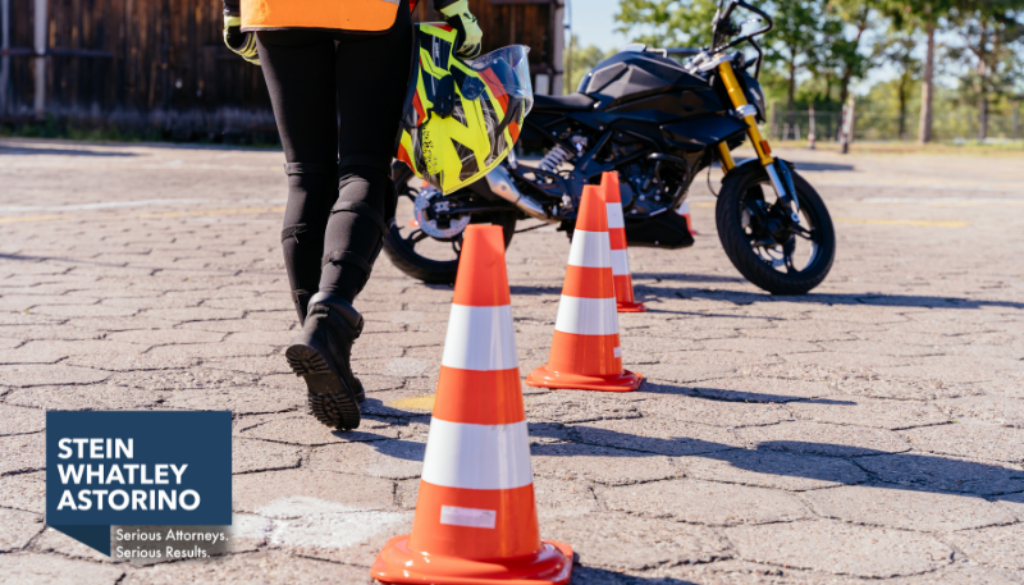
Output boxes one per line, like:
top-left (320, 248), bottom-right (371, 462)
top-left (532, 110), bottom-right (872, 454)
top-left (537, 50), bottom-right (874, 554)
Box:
top-left (508, 118), bottom-right (689, 218)
top-left (429, 0), bottom-right (796, 228)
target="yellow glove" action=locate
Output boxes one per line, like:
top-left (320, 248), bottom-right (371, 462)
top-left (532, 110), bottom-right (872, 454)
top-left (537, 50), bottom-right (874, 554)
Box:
top-left (223, 13), bottom-right (260, 66)
top-left (439, 0), bottom-right (483, 59)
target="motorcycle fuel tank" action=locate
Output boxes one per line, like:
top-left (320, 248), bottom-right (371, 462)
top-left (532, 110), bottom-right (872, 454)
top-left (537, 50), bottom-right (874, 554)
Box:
top-left (577, 49), bottom-right (709, 107)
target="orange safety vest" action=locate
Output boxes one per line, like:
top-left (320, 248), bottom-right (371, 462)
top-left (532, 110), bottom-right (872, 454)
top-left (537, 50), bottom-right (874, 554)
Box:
top-left (242, 0), bottom-right (419, 32)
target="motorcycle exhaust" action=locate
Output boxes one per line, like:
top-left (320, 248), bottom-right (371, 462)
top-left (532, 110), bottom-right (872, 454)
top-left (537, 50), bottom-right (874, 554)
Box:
top-left (485, 166), bottom-right (552, 221)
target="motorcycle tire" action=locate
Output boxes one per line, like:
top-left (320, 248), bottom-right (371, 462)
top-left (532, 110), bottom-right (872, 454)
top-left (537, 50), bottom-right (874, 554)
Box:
top-left (383, 164), bottom-right (517, 285)
top-left (716, 162), bottom-right (835, 295)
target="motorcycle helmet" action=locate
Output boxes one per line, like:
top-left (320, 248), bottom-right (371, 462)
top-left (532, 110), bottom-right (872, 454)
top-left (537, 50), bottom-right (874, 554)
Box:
top-left (396, 23), bottom-right (533, 195)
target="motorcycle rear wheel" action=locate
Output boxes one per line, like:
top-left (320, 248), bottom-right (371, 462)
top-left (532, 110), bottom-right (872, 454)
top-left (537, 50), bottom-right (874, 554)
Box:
top-left (716, 162), bottom-right (835, 295)
top-left (383, 163), bottom-right (517, 285)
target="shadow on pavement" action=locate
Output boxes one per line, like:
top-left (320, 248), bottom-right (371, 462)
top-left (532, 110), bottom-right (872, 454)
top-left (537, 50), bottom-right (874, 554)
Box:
top-left (510, 285), bottom-right (563, 297)
top-left (657, 286), bottom-right (1024, 311)
top-left (631, 272), bottom-right (746, 285)
top-left (536, 424), bottom-right (1024, 501)
top-left (358, 398), bottom-right (1024, 503)
top-left (642, 382), bottom-right (855, 405)
top-left (0, 144), bottom-right (137, 157)
top-left (570, 566), bottom-right (697, 584)
top-left (640, 306), bottom-right (786, 319)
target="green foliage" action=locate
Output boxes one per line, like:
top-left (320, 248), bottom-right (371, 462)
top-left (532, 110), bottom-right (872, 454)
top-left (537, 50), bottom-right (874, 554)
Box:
top-left (608, 0), bottom-right (1023, 140)
top-left (760, 1), bottom-right (831, 109)
top-left (946, 2), bottom-right (1024, 100)
top-left (874, 25), bottom-right (924, 136)
top-left (876, 0), bottom-right (955, 30)
top-left (0, 117), bottom-right (159, 142)
top-left (613, 0), bottom-right (719, 49)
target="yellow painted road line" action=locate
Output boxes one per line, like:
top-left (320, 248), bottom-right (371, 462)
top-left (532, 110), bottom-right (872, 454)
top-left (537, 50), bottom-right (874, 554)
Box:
top-left (0, 215), bottom-right (71, 223)
top-left (385, 394), bottom-right (436, 412)
top-left (836, 218), bottom-right (969, 227)
top-left (137, 206), bottom-right (285, 218)
top-left (1, 207), bottom-right (285, 223)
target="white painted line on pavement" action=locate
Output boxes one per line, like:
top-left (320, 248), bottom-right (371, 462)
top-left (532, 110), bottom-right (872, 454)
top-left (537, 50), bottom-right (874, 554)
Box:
top-left (860, 197), bottom-right (1024, 206)
top-left (836, 218), bottom-right (969, 227)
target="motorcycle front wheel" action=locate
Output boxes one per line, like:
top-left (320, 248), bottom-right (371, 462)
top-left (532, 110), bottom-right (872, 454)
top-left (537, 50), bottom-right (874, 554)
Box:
top-left (383, 163), bottom-right (517, 285)
top-left (716, 162), bottom-right (835, 295)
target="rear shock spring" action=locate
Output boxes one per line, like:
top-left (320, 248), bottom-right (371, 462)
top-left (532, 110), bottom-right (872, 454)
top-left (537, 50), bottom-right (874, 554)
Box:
top-left (537, 144), bottom-right (573, 173)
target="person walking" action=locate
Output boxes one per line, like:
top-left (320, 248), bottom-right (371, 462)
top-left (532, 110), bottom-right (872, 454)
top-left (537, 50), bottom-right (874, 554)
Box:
top-left (221, 0), bottom-right (483, 431)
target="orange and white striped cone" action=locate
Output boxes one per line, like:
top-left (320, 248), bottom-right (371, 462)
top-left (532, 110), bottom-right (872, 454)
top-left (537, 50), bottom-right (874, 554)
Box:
top-left (525, 185), bottom-right (644, 393)
top-left (600, 172), bottom-right (646, 313)
top-left (372, 225), bottom-right (573, 585)
top-left (676, 200), bottom-right (698, 235)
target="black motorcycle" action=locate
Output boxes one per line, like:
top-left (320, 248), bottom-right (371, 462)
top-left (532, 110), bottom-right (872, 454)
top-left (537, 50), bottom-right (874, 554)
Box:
top-left (385, 0), bottom-right (835, 295)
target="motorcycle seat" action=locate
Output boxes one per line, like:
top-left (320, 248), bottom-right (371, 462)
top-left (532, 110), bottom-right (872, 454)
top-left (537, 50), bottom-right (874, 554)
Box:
top-left (533, 93), bottom-right (596, 111)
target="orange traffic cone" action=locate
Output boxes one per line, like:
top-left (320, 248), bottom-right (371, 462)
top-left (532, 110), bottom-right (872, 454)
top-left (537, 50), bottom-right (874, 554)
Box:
top-left (525, 186), bottom-right (643, 393)
top-left (676, 200), bottom-right (698, 235)
top-left (372, 225), bottom-right (573, 585)
top-left (600, 172), bottom-right (646, 313)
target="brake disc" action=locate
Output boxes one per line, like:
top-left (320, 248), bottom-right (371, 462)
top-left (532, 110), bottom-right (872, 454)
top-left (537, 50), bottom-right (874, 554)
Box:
top-left (414, 186), bottom-right (471, 241)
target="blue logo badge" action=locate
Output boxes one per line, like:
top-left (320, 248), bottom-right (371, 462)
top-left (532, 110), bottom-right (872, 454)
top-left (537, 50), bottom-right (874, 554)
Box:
top-left (46, 411), bottom-right (232, 555)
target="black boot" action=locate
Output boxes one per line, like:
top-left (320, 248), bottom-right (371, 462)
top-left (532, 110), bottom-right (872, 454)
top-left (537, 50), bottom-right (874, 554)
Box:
top-left (290, 289), bottom-right (366, 404)
top-left (285, 292), bottom-right (364, 430)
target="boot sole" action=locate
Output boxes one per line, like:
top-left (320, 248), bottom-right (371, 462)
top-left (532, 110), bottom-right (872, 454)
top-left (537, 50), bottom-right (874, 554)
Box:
top-left (285, 342), bottom-right (361, 430)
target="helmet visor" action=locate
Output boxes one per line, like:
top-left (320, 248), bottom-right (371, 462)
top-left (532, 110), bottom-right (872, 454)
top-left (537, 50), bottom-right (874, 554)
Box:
top-left (466, 45), bottom-right (534, 118)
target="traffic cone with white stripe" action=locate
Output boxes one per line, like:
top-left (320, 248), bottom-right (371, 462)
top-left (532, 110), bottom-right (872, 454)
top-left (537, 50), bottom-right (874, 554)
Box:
top-left (600, 172), bottom-right (646, 313)
top-left (676, 200), bottom-right (698, 235)
top-left (525, 185), bottom-right (644, 393)
top-left (372, 225), bottom-right (573, 585)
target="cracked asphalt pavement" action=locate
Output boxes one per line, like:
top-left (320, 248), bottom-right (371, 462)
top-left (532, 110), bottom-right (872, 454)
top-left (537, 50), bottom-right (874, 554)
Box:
top-left (1, 138), bottom-right (1023, 584)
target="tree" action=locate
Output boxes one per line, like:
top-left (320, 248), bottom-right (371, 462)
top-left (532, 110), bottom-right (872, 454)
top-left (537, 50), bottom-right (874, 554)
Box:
top-left (877, 0), bottom-right (954, 143)
top-left (763, 0), bottom-right (825, 113)
top-left (946, 1), bottom-right (1024, 140)
top-left (614, 0), bottom-right (720, 50)
top-left (826, 0), bottom-right (877, 108)
top-left (920, 19), bottom-right (937, 143)
top-left (874, 27), bottom-right (922, 138)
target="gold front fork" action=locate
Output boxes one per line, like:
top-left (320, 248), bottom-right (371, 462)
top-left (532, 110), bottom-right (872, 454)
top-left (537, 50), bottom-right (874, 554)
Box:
top-left (716, 142), bottom-right (736, 172)
top-left (716, 60), bottom-right (800, 219)
top-left (717, 60), bottom-right (772, 166)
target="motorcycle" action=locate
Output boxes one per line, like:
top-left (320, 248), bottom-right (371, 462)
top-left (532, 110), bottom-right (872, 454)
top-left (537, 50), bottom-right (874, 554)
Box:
top-left (384, 0), bottom-right (835, 295)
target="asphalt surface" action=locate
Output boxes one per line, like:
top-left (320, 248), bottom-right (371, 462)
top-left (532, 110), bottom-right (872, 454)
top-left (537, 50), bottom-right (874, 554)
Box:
top-left (1, 138), bottom-right (1023, 584)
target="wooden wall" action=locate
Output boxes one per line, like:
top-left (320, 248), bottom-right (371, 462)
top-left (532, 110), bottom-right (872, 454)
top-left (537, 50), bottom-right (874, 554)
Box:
top-left (0, 0), bottom-right (558, 139)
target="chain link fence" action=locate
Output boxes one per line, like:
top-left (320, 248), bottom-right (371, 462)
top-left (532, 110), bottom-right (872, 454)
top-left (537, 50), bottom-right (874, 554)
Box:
top-left (769, 109), bottom-right (1021, 143)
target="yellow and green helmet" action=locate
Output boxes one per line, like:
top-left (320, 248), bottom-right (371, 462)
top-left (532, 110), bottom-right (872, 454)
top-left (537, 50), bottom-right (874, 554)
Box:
top-left (396, 23), bottom-right (533, 195)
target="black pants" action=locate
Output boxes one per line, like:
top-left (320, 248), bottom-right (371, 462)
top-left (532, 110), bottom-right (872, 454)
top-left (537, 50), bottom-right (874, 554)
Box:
top-left (256, 5), bottom-right (412, 310)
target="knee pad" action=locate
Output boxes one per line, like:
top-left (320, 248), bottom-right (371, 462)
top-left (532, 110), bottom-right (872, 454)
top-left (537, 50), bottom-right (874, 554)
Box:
top-left (338, 165), bottom-right (389, 196)
top-left (281, 223), bottom-right (309, 244)
top-left (322, 201), bottom-right (389, 291)
top-left (283, 161), bottom-right (339, 205)
top-left (284, 161), bottom-right (339, 177)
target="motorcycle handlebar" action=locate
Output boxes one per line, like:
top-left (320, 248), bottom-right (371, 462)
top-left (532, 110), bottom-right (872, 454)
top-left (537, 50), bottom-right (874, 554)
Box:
top-left (712, 1), bottom-right (773, 52)
top-left (710, 0), bottom-right (774, 79)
